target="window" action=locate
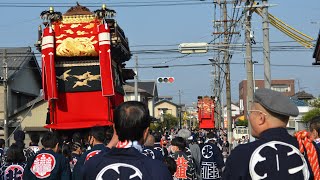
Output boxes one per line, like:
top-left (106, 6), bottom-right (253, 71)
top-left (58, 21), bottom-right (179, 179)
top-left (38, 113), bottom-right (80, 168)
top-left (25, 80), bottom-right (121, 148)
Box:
top-left (288, 120), bottom-right (295, 128)
top-left (271, 85), bottom-right (290, 93)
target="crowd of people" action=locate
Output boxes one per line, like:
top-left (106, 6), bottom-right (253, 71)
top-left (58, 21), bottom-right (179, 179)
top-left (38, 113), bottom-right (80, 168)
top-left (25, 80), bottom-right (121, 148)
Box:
top-left (0, 88), bottom-right (318, 179)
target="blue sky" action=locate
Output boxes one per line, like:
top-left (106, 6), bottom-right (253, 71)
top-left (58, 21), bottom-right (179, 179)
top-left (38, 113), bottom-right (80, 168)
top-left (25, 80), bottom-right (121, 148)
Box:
top-left (0, 0), bottom-right (319, 105)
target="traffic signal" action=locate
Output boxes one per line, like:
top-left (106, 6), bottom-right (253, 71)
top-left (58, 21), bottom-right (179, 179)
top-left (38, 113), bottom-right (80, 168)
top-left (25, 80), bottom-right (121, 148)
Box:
top-left (157, 77), bottom-right (174, 83)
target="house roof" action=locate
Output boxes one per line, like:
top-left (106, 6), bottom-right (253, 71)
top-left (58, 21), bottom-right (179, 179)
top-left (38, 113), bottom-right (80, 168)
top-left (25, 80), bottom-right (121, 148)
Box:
top-left (0, 47), bottom-right (40, 81)
top-left (292, 91), bottom-right (314, 100)
top-left (123, 84), bottom-right (153, 97)
top-left (126, 81), bottom-right (157, 97)
top-left (155, 99), bottom-right (180, 107)
top-left (290, 98), bottom-right (308, 107)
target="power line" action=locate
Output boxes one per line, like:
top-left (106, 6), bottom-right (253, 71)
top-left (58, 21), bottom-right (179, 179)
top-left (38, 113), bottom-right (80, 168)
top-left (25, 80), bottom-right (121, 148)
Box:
top-left (0, 2), bottom-right (213, 8)
top-left (0, 0), bottom-right (200, 5)
top-left (126, 62), bottom-right (320, 69)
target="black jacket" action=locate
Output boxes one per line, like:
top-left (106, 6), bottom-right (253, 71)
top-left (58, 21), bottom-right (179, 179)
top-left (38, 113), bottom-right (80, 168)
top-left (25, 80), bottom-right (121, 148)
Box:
top-left (82, 147), bottom-right (173, 180)
top-left (222, 128), bottom-right (320, 180)
top-left (72, 144), bottom-right (109, 180)
top-left (23, 149), bottom-right (71, 180)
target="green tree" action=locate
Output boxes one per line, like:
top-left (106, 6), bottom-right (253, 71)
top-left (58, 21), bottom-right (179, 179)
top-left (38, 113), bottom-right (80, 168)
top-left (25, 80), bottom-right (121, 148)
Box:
top-left (150, 114), bottom-right (179, 132)
top-left (302, 108), bottom-right (320, 123)
top-left (309, 98), bottom-right (320, 108)
top-left (236, 119), bottom-right (248, 127)
top-left (302, 97), bottom-right (320, 123)
top-left (162, 113), bottom-right (179, 129)
top-left (150, 122), bottom-right (161, 132)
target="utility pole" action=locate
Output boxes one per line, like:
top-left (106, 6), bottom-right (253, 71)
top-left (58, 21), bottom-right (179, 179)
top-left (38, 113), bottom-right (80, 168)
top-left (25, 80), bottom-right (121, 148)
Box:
top-left (2, 49), bottom-right (8, 147)
top-left (222, 0), bottom-right (233, 146)
top-left (178, 90), bottom-right (182, 129)
top-left (213, 60), bottom-right (220, 129)
top-left (262, 0), bottom-right (271, 88)
top-left (134, 55), bottom-right (138, 101)
top-left (245, 2), bottom-right (254, 142)
top-left (212, 3), bottom-right (220, 130)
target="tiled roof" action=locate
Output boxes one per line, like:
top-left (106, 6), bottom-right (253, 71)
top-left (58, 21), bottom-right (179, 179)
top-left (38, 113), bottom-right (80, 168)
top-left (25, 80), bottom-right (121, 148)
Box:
top-left (0, 47), bottom-right (39, 80)
top-left (290, 98), bottom-right (308, 107)
top-left (292, 91), bottom-right (314, 100)
top-left (126, 81), bottom-right (156, 96)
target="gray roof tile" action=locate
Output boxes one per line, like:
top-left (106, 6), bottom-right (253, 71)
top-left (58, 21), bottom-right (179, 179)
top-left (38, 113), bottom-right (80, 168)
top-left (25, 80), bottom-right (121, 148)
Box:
top-left (0, 47), bottom-right (38, 79)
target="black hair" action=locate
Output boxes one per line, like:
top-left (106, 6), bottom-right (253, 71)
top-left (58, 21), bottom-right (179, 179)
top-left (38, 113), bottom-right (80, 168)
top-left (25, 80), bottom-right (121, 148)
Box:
top-left (207, 132), bottom-right (215, 139)
top-left (153, 132), bottom-right (162, 143)
top-left (29, 132), bottom-right (40, 145)
top-left (0, 139), bottom-right (5, 148)
top-left (89, 126), bottom-right (106, 143)
top-left (71, 142), bottom-right (82, 152)
top-left (171, 137), bottom-right (187, 151)
top-left (104, 126), bottom-right (114, 145)
top-left (6, 144), bottom-right (25, 163)
top-left (163, 156), bottom-right (177, 176)
top-left (114, 101), bottom-right (151, 142)
top-left (41, 132), bottom-right (59, 149)
top-left (62, 143), bottom-right (72, 161)
top-left (309, 115), bottom-right (320, 134)
top-left (72, 132), bottom-right (82, 144)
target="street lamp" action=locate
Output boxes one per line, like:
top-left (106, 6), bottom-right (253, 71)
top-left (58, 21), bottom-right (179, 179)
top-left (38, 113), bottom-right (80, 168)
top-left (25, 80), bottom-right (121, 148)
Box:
top-left (179, 43), bottom-right (208, 54)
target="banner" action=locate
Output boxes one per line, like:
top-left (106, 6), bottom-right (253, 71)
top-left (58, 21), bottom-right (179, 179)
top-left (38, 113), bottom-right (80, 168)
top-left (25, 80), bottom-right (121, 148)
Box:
top-left (42, 27), bottom-right (58, 100)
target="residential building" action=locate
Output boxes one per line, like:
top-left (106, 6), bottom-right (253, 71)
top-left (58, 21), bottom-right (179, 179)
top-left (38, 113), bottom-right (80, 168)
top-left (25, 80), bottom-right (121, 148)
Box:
top-left (158, 96), bottom-right (173, 102)
top-left (154, 100), bottom-right (179, 119)
top-left (123, 81), bottom-right (158, 117)
top-left (288, 98), bottom-right (314, 134)
top-left (239, 79), bottom-right (295, 115)
top-left (0, 47), bottom-right (43, 141)
top-left (223, 103), bottom-right (241, 128)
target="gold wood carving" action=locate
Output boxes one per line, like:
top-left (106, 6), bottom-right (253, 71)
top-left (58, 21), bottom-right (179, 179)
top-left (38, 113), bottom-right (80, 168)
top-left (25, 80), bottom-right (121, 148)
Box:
top-left (84, 23), bottom-right (95, 29)
top-left (77, 31), bottom-right (88, 35)
top-left (62, 15), bottom-right (95, 24)
top-left (71, 24), bottom-right (81, 28)
top-left (56, 37), bottom-right (98, 56)
top-left (65, 29), bottom-right (74, 34)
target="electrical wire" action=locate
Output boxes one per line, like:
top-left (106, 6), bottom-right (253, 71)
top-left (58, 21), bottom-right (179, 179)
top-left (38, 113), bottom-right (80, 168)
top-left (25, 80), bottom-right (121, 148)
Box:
top-left (0, 2), bottom-right (213, 8)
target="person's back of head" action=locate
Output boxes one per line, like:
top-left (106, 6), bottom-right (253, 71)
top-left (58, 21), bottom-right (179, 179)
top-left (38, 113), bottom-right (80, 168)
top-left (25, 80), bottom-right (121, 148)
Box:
top-left (309, 115), bottom-right (320, 139)
top-left (144, 134), bottom-right (155, 147)
top-left (0, 138), bottom-right (5, 149)
top-left (14, 130), bottom-right (26, 149)
top-left (72, 132), bottom-right (82, 144)
top-left (250, 88), bottom-right (299, 138)
top-left (89, 126), bottom-right (106, 145)
top-left (29, 132), bottom-right (40, 145)
top-left (177, 129), bottom-right (191, 140)
top-left (114, 101), bottom-right (151, 142)
top-left (171, 137), bottom-right (187, 151)
top-left (104, 126), bottom-right (114, 145)
top-left (14, 130), bottom-right (25, 142)
top-left (206, 132), bottom-right (217, 143)
top-left (62, 143), bottom-right (72, 160)
top-left (153, 132), bottom-right (162, 143)
top-left (71, 141), bottom-right (82, 154)
top-left (41, 132), bottom-right (59, 152)
top-left (6, 144), bottom-right (25, 163)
